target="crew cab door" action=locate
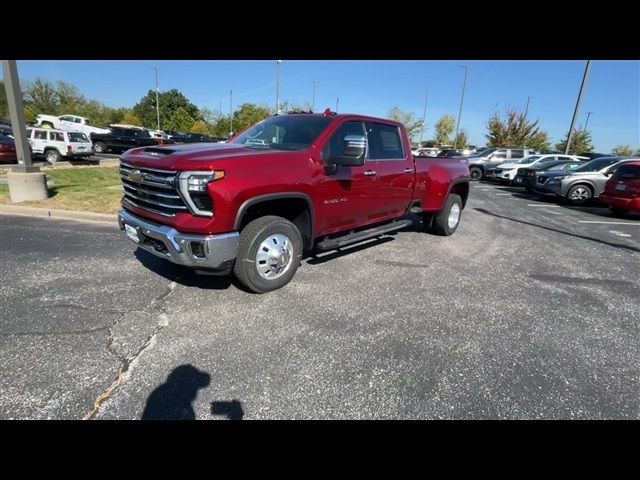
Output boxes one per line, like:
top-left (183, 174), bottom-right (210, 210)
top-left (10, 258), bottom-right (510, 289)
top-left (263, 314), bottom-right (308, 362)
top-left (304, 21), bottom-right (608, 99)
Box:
top-left (317, 120), bottom-right (383, 233)
top-left (363, 121), bottom-right (414, 221)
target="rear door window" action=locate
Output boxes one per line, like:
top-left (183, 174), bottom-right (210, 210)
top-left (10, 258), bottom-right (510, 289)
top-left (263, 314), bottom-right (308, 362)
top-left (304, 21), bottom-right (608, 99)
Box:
top-left (48, 131), bottom-right (64, 142)
top-left (615, 165), bottom-right (640, 179)
top-left (365, 122), bottom-right (405, 160)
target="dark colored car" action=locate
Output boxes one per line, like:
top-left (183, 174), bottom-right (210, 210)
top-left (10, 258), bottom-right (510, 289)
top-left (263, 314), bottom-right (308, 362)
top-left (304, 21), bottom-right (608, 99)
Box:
top-left (90, 126), bottom-right (174, 154)
top-left (599, 161), bottom-right (640, 214)
top-left (0, 124), bottom-right (13, 136)
top-left (437, 149), bottom-right (470, 157)
top-left (0, 134), bottom-right (17, 163)
top-left (181, 133), bottom-right (226, 143)
top-left (514, 159), bottom-right (585, 191)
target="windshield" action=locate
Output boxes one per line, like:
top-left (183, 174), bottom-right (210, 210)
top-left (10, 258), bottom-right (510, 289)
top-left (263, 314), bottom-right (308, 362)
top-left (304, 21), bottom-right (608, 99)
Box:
top-left (572, 157), bottom-right (619, 172)
top-left (516, 155), bottom-right (542, 164)
top-left (68, 132), bottom-right (89, 142)
top-left (232, 115), bottom-right (333, 151)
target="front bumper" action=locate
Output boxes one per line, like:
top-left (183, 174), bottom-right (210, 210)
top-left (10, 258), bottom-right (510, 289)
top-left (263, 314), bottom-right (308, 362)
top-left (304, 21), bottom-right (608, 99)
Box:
top-left (118, 208), bottom-right (239, 272)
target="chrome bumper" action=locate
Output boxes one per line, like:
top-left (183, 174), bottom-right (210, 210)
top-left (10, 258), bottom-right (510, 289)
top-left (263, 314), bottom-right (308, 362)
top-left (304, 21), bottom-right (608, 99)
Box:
top-left (118, 208), bottom-right (239, 271)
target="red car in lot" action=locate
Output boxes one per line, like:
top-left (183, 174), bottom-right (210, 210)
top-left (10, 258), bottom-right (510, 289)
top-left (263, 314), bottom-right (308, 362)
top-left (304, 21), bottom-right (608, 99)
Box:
top-left (599, 160), bottom-right (640, 214)
top-left (0, 134), bottom-right (17, 164)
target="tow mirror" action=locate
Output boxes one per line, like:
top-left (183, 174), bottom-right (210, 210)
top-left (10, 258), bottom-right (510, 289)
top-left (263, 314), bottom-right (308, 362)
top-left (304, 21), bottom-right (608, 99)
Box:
top-left (334, 135), bottom-right (366, 166)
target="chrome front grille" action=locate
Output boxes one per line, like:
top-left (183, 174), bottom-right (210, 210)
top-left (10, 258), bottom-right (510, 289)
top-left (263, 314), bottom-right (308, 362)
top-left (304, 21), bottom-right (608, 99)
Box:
top-left (120, 162), bottom-right (187, 216)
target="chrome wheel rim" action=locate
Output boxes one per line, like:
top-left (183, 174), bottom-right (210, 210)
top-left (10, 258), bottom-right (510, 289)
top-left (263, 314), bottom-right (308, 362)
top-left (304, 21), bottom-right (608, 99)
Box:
top-left (448, 202), bottom-right (461, 229)
top-left (570, 187), bottom-right (590, 201)
top-left (95, 144), bottom-right (104, 153)
top-left (255, 233), bottom-right (293, 280)
top-left (46, 151), bottom-right (57, 162)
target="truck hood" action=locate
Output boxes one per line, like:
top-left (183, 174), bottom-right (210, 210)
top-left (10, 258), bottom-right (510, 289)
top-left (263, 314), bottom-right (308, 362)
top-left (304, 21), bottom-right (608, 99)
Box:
top-left (120, 142), bottom-right (301, 169)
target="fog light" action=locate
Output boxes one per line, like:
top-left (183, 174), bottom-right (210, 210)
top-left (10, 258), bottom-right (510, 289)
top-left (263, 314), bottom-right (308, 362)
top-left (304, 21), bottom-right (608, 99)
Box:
top-left (190, 241), bottom-right (206, 258)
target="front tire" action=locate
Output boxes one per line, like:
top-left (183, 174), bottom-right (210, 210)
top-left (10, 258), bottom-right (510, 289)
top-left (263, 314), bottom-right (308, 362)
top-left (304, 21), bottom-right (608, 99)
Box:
top-left (233, 215), bottom-right (303, 293)
top-left (93, 141), bottom-right (107, 154)
top-left (431, 194), bottom-right (463, 236)
top-left (469, 167), bottom-right (483, 181)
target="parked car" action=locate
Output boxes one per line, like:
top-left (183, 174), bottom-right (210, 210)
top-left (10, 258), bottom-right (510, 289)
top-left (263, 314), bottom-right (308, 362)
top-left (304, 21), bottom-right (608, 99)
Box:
top-left (437, 149), bottom-right (473, 157)
top-left (514, 160), bottom-right (585, 192)
top-left (0, 124), bottom-right (13, 137)
top-left (466, 147), bottom-right (537, 180)
top-left (26, 127), bottom-right (94, 163)
top-left (494, 154), bottom-right (587, 184)
top-left (90, 125), bottom-right (174, 154)
top-left (179, 133), bottom-right (225, 143)
top-left (599, 161), bottom-right (640, 215)
top-left (533, 156), bottom-right (637, 205)
top-left (415, 147), bottom-right (440, 157)
top-left (36, 114), bottom-right (110, 137)
top-left (0, 134), bottom-right (17, 164)
top-left (147, 129), bottom-right (169, 140)
top-left (117, 111), bottom-right (470, 293)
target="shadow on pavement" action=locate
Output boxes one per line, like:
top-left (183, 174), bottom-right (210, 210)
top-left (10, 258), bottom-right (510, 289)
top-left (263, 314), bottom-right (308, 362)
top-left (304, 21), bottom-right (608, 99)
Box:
top-left (142, 364), bottom-right (211, 420)
top-left (211, 400), bottom-right (244, 420)
top-left (474, 207), bottom-right (640, 253)
top-left (134, 249), bottom-right (233, 290)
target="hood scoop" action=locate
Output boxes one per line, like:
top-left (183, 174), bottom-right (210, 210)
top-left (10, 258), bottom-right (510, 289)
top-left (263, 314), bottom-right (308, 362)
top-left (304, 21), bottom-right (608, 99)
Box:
top-left (143, 147), bottom-right (175, 156)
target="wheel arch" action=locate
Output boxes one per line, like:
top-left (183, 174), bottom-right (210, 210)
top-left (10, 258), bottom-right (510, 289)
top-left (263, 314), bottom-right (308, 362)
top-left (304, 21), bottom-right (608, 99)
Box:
top-left (234, 192), bottom-right (315, 250)
top-left (446, 179), bottom-right (470, 209)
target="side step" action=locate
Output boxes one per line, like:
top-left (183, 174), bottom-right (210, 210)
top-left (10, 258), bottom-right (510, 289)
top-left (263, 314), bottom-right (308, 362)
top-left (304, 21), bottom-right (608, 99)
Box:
top-left (316, 219), bottom-right (413, 251)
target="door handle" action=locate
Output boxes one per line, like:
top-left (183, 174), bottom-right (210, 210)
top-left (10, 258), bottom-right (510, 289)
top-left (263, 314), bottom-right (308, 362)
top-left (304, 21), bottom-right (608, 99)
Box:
top-left (364, 170), bottom-right (377, 176)
top-left (403, 168), bottom-right (414, 173)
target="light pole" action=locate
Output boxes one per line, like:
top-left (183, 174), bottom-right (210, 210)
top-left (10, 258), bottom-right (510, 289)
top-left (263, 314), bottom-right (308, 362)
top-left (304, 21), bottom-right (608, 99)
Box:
top-left (453, 65), bottom-right (468, 150)
top-left (584, 111), bottom-right (593, 131)
top-left (524, 96), bottom-right (533, 118)
top-left (418, 89), bottom-right (429, 147)
top-left (153, 67), bottom-right (160, 130)
top-left (336, 97), bottom-right (340, 113)
top-left (275, 60), bottom-right (282, 114)
top-left (229, 89), bottom-right (233, 137)
top-left (565, 60), bottom-right (592, 154)
top-left (310, 80), bottom-right (318, 112)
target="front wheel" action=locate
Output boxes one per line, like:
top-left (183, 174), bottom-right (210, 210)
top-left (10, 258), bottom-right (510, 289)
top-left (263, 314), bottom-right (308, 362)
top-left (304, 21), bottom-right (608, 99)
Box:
top-left (469, 167), bottom-right (483, 181)
top-left (233, 215), bottom-right (303, 293)
top-left (431, 194), bottom-right (463, 236)
top-left (93, 141), bottom-right (107, 154)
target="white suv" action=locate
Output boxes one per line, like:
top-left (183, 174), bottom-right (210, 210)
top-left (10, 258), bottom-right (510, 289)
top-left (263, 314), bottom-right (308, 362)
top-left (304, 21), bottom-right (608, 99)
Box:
top-left (27, 127), bottom-right (94, 163)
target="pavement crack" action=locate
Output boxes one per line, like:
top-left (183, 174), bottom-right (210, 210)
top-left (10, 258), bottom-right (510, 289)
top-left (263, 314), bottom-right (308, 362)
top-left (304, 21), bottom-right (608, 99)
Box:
top-left (83, 281), bottom-right (178, 420)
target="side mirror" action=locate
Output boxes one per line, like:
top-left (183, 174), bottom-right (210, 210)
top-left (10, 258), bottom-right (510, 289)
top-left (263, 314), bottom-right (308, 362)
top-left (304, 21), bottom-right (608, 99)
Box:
top-left (333, 135), bottom-right (366, 166)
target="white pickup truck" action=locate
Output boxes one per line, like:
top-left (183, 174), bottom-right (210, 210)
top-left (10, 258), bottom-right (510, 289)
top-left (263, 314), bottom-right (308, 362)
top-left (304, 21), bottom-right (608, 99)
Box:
top-left (36, 114), bottom-right (110, 138)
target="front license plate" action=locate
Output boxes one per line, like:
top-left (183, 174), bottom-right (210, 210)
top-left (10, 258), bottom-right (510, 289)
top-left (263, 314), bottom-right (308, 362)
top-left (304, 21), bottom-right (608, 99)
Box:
top-left (615, 183), bottom-right (627, 191)
top-left (125, 224), bottom-right (139, 243)
top-left (516, 177), bottom-right (523, 183)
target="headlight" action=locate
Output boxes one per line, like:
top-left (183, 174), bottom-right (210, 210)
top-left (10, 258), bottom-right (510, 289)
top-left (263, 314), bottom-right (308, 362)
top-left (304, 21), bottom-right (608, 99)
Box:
top-left (177, 171), bottom-right (225, 217)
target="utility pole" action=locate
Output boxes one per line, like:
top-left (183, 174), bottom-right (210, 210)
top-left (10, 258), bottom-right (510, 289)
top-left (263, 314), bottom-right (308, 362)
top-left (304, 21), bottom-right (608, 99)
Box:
top-left (584, 111), bottom-right (593, 131)
top-left (153, 67), bottom-right (160, 130)
top-left (453, 66), bottom-right (469, 150)
top-left (2, 60), bottom-right (48, 201)
top-left (229, 89), bottom-right (233, 137)
top-left (524, 96), bottom-right (533, 118)
top-left (310, 80), bottom-right (318, 112)
top-left (565, 60), bottom-right (592, 154)
top-left (336, 97), bottom-right (340, 113)
top-left (418, 89), bottom-right (429, 147)
top-left (275, 60), bottom-right (282, 114)
top-left (219, 99), bottom-right (222, 115)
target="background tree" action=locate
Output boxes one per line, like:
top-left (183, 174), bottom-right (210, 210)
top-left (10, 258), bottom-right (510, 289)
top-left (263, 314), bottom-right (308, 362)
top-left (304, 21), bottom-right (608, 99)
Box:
top-left (434, 114), bottom-right (456, 145)
top-left (386, 107), bottom-right (423, 138)
top-left (164, 107), bottom-right (195, 132)
top-left (453, 129), bottom-right (469, 149)
top-left (485, 109), bottom-right (548, 149)
top-left (634, 148), bottom-right (640, 156)
top-left (24, 77), bottom-right (59, 114)
top-left (55, 80), bottom-right (84, 113)
top-left (190, 120), bottom-right (212, 135)
top-left (133, 89), bottom-right (200, 129)
top-left (121, 110), bottom-right (142, 126)
top-left (233, 103), bottom-right (272, 133)
top-left (611, 145), bottom-right (632, 156)
top-left (555, 130), bottom-right (594, 154)
top-left (0, 82), bottom-right (8, 119)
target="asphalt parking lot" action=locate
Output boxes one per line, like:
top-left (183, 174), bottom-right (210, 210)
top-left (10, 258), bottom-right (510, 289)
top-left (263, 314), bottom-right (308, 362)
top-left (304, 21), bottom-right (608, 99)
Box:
top-left (0, 183), bottom-right (638, 419)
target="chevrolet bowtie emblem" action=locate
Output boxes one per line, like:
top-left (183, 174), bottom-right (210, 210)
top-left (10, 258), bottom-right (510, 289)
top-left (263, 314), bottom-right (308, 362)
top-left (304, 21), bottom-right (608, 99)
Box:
top-left (128, 170), bottom-right (142, 183)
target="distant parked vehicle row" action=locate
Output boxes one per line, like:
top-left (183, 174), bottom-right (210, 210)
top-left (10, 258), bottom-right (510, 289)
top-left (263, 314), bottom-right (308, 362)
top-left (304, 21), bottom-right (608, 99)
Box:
top-left (35, 114), bottom-right (110, 138)
top-left (467, 148), bottom-right (537, 180)
top-left (493, 154), bottom-right (588, 183)
top-left (90, 125), bottom-right (174, 154)
top-left (27, 127), bottom-right (94, 163)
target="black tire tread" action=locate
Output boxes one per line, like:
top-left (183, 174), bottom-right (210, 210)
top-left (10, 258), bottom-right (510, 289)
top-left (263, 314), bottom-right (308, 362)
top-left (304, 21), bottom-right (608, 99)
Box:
top-left (431, 194), bottom-right (462, 236)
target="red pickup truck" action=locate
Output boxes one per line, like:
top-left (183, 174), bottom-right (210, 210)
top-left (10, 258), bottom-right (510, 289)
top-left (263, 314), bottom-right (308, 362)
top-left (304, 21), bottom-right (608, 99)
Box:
top-left (117, 110), bottom-right (470, 293)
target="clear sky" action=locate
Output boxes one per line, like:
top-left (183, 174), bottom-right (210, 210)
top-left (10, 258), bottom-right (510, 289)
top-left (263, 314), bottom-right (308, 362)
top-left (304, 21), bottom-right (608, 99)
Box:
top-left (14, 60), bottom-right (640, 152)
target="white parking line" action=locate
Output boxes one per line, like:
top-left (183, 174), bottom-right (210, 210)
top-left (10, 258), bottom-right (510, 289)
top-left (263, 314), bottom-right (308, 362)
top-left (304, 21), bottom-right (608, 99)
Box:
top-left (528, 204), bottom-right (561, 207)
top-left (579, 221), bottom-right (640, 225)
top-left (610, 231), bottom-right (632, 237)
top-left (496, 193), bottom-right (511, 196)
top-left (546, 211), bottom-right (563, 215)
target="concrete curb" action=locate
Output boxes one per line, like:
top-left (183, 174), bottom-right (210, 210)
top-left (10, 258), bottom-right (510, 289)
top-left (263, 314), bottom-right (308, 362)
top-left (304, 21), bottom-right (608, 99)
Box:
top-left (0, 204), bottom-right (118, 225)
